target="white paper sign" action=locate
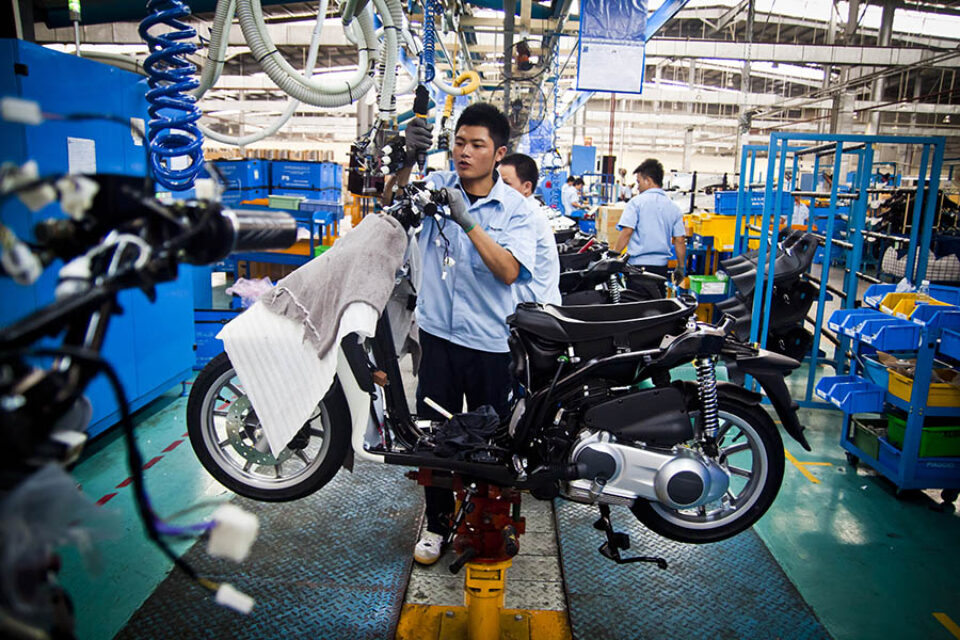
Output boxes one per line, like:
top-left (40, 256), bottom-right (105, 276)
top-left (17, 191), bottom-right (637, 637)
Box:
top-left (577, 40), bottom-right (646, 93)
top-left (67, 137), bottom-right (97, 174)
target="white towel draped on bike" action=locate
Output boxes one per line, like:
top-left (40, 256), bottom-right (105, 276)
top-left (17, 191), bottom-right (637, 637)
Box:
top-left (217, 214), bottom-right (409, 458)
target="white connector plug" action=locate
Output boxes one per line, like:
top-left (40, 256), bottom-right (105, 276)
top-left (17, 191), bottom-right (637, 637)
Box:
top-left (214, 583), bottom-right (255, 614)
top-left (207, 504), bottom-right (259, 563)
top-left (1, 97), bottom-right (43, 126)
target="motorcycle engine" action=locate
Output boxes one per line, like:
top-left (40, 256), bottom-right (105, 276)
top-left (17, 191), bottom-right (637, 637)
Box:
top-left (564, 431), bottom-right (730, 510)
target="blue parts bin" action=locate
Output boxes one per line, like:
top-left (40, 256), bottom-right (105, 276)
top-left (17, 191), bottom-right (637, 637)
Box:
top-left (826, 308), bottom-right (921, 351)
top-left (861, 356), bottom-right (889, 388)
top-left (862, 283), bottom-right (899, 309)
top-left (714, 190), bottom-right (794, 216)
top-left (815, 375), bottom-right (886, 413)
top-left (941, 329), bottom-right (960, 363)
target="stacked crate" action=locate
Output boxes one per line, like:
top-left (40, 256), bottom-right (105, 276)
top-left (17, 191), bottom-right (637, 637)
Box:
top-left (213, 159), bottom-right (269, 206)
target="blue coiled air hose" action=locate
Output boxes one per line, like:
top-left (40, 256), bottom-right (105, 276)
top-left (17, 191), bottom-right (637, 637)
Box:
top-left (420, 0), bottom-right (437, 83)
top-left (138, 0), bottom-right (205, 192)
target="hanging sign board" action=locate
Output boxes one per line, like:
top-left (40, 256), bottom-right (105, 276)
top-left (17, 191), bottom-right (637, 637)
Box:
top-left (577, 0), bottom-right (648, 94)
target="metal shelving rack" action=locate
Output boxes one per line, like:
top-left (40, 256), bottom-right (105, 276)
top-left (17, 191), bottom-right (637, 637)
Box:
top-left (820, 299), bottom-right (960, 498)
top-left (733, 133), bottom-right (946, 409)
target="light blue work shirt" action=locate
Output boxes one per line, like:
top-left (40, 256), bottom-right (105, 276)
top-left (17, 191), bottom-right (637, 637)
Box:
top-left (616, 188), bottom-right (686, 267)
top-left (513, 195), bottom-right (562, 306)
top-left (560, 184), bottom-right (580, 217)
top-left (417, 171), bottom-right (537, 353)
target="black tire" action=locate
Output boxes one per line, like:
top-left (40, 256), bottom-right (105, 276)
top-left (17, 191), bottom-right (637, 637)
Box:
top-left (631, 399), bottom-right (785, 544)
top-left (846, 452), bottom-right (859, 467)
top-left (186, 352), bottom-right (351, 501)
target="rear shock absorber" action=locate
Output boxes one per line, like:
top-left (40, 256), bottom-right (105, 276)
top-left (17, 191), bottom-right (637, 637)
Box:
top-left (420, 0), bottom-right (437, 83)
top-left (608, 275), bottom-right (621, 304)
top-left (695, 357), bottom-right (719, 440)
top-left (138, 0), bottom-right (205, 192)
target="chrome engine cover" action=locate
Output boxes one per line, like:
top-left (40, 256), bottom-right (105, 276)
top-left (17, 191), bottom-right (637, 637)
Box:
top-left (565, 431), bottom-right (730, 510)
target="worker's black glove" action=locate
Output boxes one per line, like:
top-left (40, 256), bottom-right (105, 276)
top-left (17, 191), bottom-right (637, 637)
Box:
top-left (440, 188), bottom-right (478, 232)
top-left (404, 117), bottom-right (433, 164)
top-left (672, 267), bottom-right (686, 287)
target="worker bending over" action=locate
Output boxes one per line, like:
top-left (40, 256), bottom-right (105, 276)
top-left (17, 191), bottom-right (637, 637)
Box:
top-left (392, 104), bottom-right (536, 565)
top-left (612, 159), bottom-right (687, 297)
top-left (499, 153), bottom-right (562, 306)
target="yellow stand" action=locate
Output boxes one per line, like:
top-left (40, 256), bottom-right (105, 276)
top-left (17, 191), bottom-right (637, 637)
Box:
top-left (396, 560), bottom-right (572, 640)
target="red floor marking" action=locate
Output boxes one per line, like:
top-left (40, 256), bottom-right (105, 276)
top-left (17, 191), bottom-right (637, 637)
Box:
top-left (162, 439), bottom-right (184, 453)
top-left (116, 477), bottom-right (133, 489)
top-left (182, 432), bottom-right (188, 437)
top-left (142, 456), bottom-right (164, 471)
top-left (96, 493), bottom-right (118, 506)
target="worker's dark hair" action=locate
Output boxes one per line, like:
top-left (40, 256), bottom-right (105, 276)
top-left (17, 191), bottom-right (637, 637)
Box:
top-left (566, 175), bottom-right (576, 184)
top-left (455, 103), bottom-right (510, 150)
top-left (573, 177), bottom-right (584, 187)
top-left (634, 159), bottom-right (664, 187)
top-left (501, 153), bottom-right (539, 188)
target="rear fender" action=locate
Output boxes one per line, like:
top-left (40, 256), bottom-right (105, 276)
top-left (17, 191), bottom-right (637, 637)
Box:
top-left (733, 350), bottom-right (811, 451)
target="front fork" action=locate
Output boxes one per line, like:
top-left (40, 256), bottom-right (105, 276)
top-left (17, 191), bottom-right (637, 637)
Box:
top-left (694, 356), bottom-right (721, 456)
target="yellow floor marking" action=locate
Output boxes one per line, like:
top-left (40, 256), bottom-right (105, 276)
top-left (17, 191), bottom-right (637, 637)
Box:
top-left (783, 448), bottom-right (832, 484)
top-left (934, 613), bottom-right (960, 639)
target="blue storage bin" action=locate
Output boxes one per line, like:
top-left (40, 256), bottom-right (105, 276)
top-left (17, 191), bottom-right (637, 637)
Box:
top-left (195, 308), bottom-right (242, 369)
top-left (827, 308), bottom-right (885, 336)
top-left (941, 329), bottom-right (960, 363)
top-left (714, 190), bottom-right (793, 216)
top-left (861, 356), bottom-right (889, 388)
top-left (910, 304), bottom-right (960, 330)
top-left (930, 284), bottom-right (960, 306)
top-left (214, 160), bottom-right (268, 190)
top-left (272, 161), bottom-right (324, 189)
top-left (579, 219), bottom-right (596, 234)
top-left (814, 375), bottom-right (885, 413)
top-left (222, 188), bottom-right (268, 206)
top-left (857, 317), bottom-right (921, 351)
top-left (863, 283), bottom-right (898, 309)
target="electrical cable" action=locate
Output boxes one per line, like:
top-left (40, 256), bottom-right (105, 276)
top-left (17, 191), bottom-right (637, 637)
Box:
top-left (17, 346), bottom-right (217, 593)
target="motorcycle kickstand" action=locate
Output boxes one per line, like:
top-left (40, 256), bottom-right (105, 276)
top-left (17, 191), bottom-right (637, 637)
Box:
top-left (593, 504), bottom-right (668, 570)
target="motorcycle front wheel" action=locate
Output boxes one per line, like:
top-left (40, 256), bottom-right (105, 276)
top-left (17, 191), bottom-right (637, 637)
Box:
top-left (186, 352), bottom-right (351, 501)
top-left (631, 398), bottom-right (785, 543)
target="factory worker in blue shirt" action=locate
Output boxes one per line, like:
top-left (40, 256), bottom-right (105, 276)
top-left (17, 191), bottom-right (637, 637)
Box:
top-left (612, 158), bottom-right (687, 297)
top-left (499, 153), bottom-right (562, 306)
top-left (390, 103), bottom-right (536, 566)
top-left (561, 176), bottom-right (586, 217)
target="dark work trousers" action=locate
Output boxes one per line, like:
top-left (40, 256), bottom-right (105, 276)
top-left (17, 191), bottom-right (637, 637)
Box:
top-left (633, 263), bottom-right (670, 298)
top-left (416, 329), bottom-right (513, 535)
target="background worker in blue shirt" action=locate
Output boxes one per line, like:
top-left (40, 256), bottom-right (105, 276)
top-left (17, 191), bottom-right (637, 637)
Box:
top-left (561, 175), bottom-right (587, 217)
top-left (393, 103), bottom-right (536, 565)
top-left (612, 159), bottom-right (687, 297)
top-left (499, 153), bottom-right (562, 305)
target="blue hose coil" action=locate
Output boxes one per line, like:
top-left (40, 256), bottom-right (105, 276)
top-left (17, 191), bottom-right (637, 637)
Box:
top-left (138, 0), bottom-right (205, 192)
top-left (420, 0), bottom-right (436, 84)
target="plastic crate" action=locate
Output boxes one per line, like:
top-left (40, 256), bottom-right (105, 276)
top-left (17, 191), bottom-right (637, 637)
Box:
top-left (886, 413), bottom-right (960, 457)
top-left (909, 304), bottom-right (960, 331)
top-left (941, 329), bottom-right (960, 363)
top-left (222, 188), bottom-right (268, 207)
top-left (851, 416), bottom-right (885, 461)
top-left (714, 190), bottom-right (794, 216)
top-left (579, 218), bottom-right (596, 234)
top-left (313, 244), bottom-right (332, 257)
top-left (861, 356), bottom-right (889, 388)
top-left (687, 274), bottom-right (728, 295)
top-left (268, 194), bottom-right (305, 209)
top-left (929, 284), bottom-right (960, 306)
top-left (214, 159), bottom-right (268, 190)
top-left (879, 292), bottom-right (950, 319)
top-left (857, 317), bottom-right (921, 351)
top-left (888, 369), bottom-right (960, 408)
top-left (814, 375), bottom-right (886, 413)
top-left (195, 308), bottom-right (242, 369)
top-left (862, 283), bottom-right (898, 309)
top-left (827, 308), bottom-right (884, 336)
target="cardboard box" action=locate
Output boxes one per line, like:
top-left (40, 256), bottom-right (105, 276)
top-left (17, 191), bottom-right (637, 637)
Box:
top-left (596, 204), bottom-right (626, 244)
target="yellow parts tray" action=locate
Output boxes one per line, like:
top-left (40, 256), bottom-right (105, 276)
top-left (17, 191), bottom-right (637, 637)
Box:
top-left (879, 292), bottom-right (950, 320)
top-left (888, 369), bottom-right (960, 407)
top-left (690, 213), bottom-right (785, 251)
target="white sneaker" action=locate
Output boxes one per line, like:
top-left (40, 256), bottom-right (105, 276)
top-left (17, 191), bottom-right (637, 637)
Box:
top-left (414, 531), bottom-right (445, 565)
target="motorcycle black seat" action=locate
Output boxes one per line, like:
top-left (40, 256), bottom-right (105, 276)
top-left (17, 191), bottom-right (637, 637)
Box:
top-left (509, 298), bottom-right (695, 357)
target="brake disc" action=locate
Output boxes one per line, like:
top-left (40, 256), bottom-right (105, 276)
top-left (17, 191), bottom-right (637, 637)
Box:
top-left (224, 396), bottom-right (294, 466)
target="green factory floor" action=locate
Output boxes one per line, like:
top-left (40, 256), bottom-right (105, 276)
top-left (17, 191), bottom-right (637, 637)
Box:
top-left (59, 372), bottom-right (960, 640)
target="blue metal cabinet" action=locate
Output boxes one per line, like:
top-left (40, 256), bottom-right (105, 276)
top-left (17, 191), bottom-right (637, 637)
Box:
top-left (0, 40), bottom-right (193, 437)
